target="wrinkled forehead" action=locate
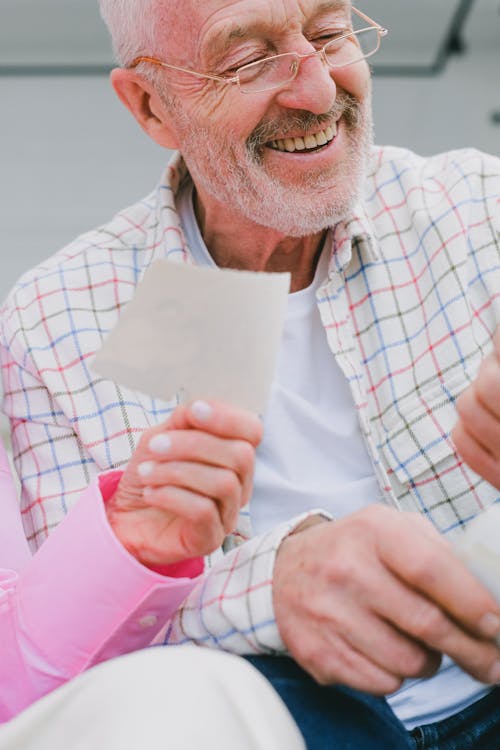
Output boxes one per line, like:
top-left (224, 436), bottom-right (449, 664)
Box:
top-left (159, 0), bottom-right (352, 63)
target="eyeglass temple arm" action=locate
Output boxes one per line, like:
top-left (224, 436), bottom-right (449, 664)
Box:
top-left (352, 6), bottom-right (388, 35)
top-left (127, 55), bottom-right (238, 84)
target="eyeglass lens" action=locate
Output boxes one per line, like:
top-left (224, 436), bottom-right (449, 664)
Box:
top-left (238, 27), bottom-right (380, 93)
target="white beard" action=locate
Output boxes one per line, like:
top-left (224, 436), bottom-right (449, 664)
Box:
top-left (169, 91), bottom-right (373, 237)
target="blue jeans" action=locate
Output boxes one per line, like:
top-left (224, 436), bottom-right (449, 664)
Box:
top-left (245, 656), bottom-right (500, 750)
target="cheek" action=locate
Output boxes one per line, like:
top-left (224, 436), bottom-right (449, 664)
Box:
top-left (197, 87), bottom-right (237, 120)
top-left (179, 87), bottom-right (269, 146)
top-left (175, 81), bottom-right (240, 124)
top-left (332, 61), bottom-right (371, 103)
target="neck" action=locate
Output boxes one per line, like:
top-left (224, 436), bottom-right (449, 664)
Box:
top-left (193, 189), bottom-right (326, 292)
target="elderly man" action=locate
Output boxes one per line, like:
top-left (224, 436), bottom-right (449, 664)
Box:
top-left (1, 0), bottom-right (500, 747)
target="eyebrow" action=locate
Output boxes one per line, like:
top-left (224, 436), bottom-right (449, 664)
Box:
top-left (205, 0), bottom-right (351, 62)
top-left (317, 1), bottom-right (351, 14)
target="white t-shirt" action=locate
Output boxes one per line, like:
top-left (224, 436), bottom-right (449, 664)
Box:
top-left (177, 181), bottom-right (490, 729)
top-left (251, 246), bottom-right (382, 534)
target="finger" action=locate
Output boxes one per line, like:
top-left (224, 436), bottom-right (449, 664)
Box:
top-left (474, 354), bottom-right (500, 421)
top-left (494, 326), bottom-right (500, 357)
top-left (404, 512), bottom-right (451, 549)
top-left (144, 486), bottom-right (226, 554)
top-left (167, 400), bottom-right (264, 446)
top-left (142, 461), bottom-right (241, 532)
top-left (379, 513), bottom-right (500, 644)
top-left (328, 600), bottom-right (442, 680)
top-left (141, 430), bottom-right (256, 505)
top-left (456, 387), bottom-right (500, 459)
top-left (299, 627), bottom-right (404, 695)
top-left (451, 421), bottom-right (500, 490)
top-left (369, 564), bottom-right (500, 684)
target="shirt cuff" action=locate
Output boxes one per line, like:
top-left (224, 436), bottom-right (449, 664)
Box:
top-left (16, 475), bottom-right (204, 677)
top-left (162, 509), bottom-right (332, 655)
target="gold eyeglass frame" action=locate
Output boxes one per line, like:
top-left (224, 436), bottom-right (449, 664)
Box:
top-left (128, 6), bottom-right (388, 94)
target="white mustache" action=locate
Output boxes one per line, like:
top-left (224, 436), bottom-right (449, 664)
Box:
top-left (246, 93), bottom-right (362, 153)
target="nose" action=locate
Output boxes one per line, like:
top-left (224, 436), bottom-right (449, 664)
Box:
top-left (275, 50), bottom-right (337, 115)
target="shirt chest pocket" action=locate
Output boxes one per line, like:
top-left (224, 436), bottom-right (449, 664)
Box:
top-left (374, 375), bottom-right (486, 531)
top-left (379, 389), bottom-right (460, 486)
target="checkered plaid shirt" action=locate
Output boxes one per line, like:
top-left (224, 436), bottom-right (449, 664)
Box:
top-left (1, 145), bottom-right (500, 654)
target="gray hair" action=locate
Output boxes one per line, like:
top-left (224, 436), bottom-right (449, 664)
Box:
top-left (98, 0), bottom-right (158, 66)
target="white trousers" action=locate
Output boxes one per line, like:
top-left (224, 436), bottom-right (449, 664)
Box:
top-left (0, 647), bottom-right (305, 750)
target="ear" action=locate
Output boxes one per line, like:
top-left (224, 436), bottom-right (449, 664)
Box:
top-left (110, 67), bottom-right (180, 150)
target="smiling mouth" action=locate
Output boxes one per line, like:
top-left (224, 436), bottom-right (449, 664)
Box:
top-left (267, 122), bottom-right (338, 153)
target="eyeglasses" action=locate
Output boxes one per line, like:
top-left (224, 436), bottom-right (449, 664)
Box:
top-left (128, 7), bottom-right (388, 94)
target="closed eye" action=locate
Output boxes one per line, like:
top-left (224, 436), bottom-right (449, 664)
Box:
top-left (227, 56), bottom-right (268, 73)
top-left (312, 27), bottom-right (352, 44)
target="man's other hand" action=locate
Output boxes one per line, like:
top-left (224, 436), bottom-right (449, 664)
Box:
top-left (106, 400), bottom-right (263, 567)
top-left (452, 327), bottom-right (500, 489)
top-left (273, 506), bottom-right (500, 694)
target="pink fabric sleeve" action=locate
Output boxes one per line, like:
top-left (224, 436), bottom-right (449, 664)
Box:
top-left (0, 441), bottom-right (30, 570)
top-left (0, 466), bottom-right (203, 723)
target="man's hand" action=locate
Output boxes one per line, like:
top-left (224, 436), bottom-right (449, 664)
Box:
top-left (273, 505), bottom-right (500, 694)
top-left (106, 400), bottom-right (263, 567)
top-left (452, 327), bottom-right (500, 489)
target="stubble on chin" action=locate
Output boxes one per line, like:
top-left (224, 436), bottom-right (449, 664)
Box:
top-left (236, 94), bottom-right (374, 236)
top-left (169, 90), bottom-right (373, 237)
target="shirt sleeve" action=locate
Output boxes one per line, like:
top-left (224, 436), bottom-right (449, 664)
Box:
top-left (0, 472), bottom-right (202, 723)
top-left (157, 510), bottom-right (332, 654)
top-left (0, 294), bottom-right (329, 693)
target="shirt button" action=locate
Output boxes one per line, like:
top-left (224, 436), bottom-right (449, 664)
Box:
top-left (138, 614), bottom-right (158, 628)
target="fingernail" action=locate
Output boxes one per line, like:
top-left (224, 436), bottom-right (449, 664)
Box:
top-left (191, 400), bottom-right (212, 421)
top-left (137, 460), bottom-right (155, 477)
top-left (149, 433), bottom-right (172, 454)
top-left (479, 613), bottom-right (500, 639)
top-left (489, 659), bottom-right (500, 684)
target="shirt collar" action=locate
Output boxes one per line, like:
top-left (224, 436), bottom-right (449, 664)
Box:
top-left (326, 200), bottom-right (380, 277)
top-left (161, 154), bottom-right (380, 273)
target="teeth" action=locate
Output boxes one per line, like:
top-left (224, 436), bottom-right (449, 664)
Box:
top-left (270, 124), bottom-right (337, 153)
